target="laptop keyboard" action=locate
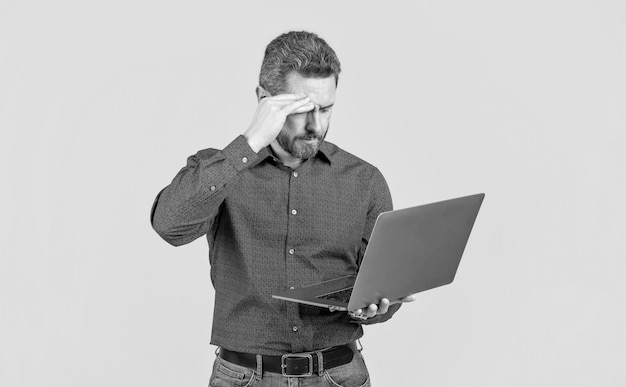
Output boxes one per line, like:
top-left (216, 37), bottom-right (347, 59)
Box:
top-left (317, 288), bottom-right (353, 303)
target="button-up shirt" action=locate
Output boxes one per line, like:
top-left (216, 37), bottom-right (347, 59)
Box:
top-left (151, 135), bottom-right (400, 355)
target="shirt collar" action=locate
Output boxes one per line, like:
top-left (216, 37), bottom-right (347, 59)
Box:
top-left (317, 141), bottom-right (334, 164)
top-left (257, 141), bottom-right (335, 166)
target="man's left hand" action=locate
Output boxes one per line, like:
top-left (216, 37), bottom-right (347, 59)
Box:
top-left (347, 294), bottom-right (417, 320)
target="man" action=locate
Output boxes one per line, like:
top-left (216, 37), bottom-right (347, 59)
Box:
top-left (151, 31), bottom-right (414, 386)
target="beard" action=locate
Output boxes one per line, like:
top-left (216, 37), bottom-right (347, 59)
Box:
top-left (276, 129), bottom-right (328, 160)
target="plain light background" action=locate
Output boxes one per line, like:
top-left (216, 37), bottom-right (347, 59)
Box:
top-left (1, 1), bottom-right (625, 386)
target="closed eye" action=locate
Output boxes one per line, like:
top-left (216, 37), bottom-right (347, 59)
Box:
top-left (319, 104), bottom-right (333, 113)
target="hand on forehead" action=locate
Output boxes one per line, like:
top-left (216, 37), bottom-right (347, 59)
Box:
top-left (284, 72), bottom-right (336, 108)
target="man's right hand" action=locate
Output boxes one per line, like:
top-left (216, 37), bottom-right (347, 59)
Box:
top-left (243, 93), bottom-right (314, 153)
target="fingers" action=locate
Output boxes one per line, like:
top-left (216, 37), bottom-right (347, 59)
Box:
top-left (349, 309), bottom-right (368, 321)
top-left (378, 298), bottom-right (390, 314)
top-left (350, 303), bottom-right (378, 319)
top-left (244, 93), bottom-right (314, 152)
top-left (385, 294), bottom-right (417, 305)
top-left (260, 94), bottom-right (313, 115)
top-left (399, 294), bottom-right (417, 303)
top-left (257, 93), bottom-right (307, 108)
top-left (350, 309), bottom-right (362, 317)
top-left (292, 102), bottom-right (315, 114)
top-left (267, 92), bottom-right (308, 101)
top-left (365, 303), bottom-right (378, 318)
top-left (348, 296), bottom-right (412, 321)
top-left (282, 97), bottom-right (314, 116)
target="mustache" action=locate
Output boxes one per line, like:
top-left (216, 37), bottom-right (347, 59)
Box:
top-left (294, 134), bottom-right (323, 141)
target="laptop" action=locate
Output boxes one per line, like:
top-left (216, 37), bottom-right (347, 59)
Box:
top-left (272, 193), bottom-right (485, 311)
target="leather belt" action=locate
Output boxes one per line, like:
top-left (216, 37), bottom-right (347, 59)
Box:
top-left (218, 342), bottom-right (356, 377)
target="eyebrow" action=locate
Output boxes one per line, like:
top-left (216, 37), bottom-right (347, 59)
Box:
top-left (318, 103), bottom-right (334, 110)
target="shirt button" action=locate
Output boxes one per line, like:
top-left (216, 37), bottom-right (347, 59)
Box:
top-left (209, 185), bottom-right (216, 191)
top-left (242, 157), bottom-right (248, 163)
top-left (293, 172), bottom-right (298, 177)
top-left (288, 249), bottom-right (295, 255)
top-left (292, 326), bottom-right (298, 332)
top-left (291, 209), bottom-right (297, 215)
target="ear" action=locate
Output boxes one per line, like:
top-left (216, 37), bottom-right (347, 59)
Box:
top-left (256, 85), bottom-right (269, 102)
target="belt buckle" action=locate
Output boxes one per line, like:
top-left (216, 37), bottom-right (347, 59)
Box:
top-left (281, 353), bottom-right (313, 377)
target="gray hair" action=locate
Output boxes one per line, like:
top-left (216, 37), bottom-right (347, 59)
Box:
top-left (259, 31), bottom-right (342, 95)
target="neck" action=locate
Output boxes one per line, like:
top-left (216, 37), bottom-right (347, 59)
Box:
top-left (270, 141), bottom-right (304, 169)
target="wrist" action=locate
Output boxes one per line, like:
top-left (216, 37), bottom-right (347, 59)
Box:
top-left (243, 133), bottom-right (263, 153)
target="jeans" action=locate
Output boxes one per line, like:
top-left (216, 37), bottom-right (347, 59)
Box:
top-left (209, 350), bottom-right (371, 387)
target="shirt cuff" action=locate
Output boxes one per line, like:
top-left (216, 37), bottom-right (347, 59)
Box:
top-left (221, 135), bottom-right (260, 172)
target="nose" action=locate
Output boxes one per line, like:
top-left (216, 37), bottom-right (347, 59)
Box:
top-left (305, 106), bottom-right (321, 134)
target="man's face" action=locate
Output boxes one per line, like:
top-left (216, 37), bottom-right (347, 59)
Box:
top-left (275, 72), bottom-right (336, 159)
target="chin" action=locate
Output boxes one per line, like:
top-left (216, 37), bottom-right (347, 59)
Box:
top-left (289, 143), bottom-right (316, 159)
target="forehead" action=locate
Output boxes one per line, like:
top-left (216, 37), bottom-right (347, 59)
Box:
top-left (284, 72), bottom-right (336, 106)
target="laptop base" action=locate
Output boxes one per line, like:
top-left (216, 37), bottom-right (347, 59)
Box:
top-left (272, 275), bottom-right (356, 311)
